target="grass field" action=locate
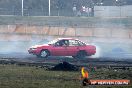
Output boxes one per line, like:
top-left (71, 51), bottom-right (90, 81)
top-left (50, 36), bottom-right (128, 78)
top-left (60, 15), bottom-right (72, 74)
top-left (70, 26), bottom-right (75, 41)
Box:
top-left (0, 64), bottom-right (131, 88)
top-left (0, 64), bottom-right (80, 88)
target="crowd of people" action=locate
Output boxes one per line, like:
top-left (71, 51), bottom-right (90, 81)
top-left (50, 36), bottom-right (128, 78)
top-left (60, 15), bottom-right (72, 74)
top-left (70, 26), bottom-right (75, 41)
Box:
top-left (72, 5), bottom-right (94, 17)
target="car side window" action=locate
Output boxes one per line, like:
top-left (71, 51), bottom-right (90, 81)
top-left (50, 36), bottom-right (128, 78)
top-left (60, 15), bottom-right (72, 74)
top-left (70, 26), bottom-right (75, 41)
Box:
top-left (55, 40), bottom-right (69, 46)
top-left (60, 40), bottom-right (69, 46)
top-left (69, 40), bottom-right (79, 46)
top-left (78, 40), bottom-right (86, 46)
top-left (55, 41), bottom-right (60, 46)
top-left (64, 40), bottom-right (69, 46)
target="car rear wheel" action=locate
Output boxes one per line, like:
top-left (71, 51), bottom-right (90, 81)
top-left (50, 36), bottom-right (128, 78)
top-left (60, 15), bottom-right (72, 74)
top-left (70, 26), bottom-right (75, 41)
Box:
top-left (72, 56), bottom-right (77, 59)
top-left (39, 50), bottom-right (50, 58)
top-left (76, 51), bottom-right (86, 59)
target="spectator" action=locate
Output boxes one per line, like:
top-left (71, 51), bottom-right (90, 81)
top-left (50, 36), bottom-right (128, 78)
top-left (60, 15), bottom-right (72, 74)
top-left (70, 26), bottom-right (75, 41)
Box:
top-left (72, 5), bottom-right (77, 16)
top-left (77, 11), bottom-right (81, 17)
top-left (82, 6), bottom-right (86, 12)
top-left (81, 6), bottom-right (86, 16)
top-left (89, 7), bottom-right (92, 17)
top-left (85, 7), bottom-right (89, 17)
top-left (91, 7), bottom-right (94, 17)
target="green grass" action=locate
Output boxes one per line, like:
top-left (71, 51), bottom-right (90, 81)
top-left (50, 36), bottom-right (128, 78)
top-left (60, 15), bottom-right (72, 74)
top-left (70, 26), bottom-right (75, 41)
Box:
top-left (0, 65), bottom-right (81, 88)
top-left (0, 64), bottom-right (131, 88)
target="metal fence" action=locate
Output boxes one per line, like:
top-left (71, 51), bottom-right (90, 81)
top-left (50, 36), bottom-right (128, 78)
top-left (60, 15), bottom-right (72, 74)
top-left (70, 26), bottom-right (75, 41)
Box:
top-left (0, 0), bottom-right (132, 17)
top-left (94, 5), bottom-right (132, 17)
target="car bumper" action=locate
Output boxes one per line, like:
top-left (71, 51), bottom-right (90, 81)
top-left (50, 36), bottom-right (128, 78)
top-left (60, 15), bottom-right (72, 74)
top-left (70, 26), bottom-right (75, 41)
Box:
top-left (28, 49), bottom-right (40, 55)
top-left (87, 50), bottom-right (96, 56)
top-left (92, 50), bottom-right (96, 55)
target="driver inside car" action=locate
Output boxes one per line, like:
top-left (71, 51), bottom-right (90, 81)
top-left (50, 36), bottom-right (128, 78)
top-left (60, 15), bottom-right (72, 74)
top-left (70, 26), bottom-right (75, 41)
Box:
top-left (57, 40), bottom-right (69, 46)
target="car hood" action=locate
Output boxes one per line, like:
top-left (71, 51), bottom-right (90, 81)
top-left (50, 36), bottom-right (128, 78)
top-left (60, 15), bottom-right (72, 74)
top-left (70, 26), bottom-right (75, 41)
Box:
top-left (30, 44), bottom-right (49, 48)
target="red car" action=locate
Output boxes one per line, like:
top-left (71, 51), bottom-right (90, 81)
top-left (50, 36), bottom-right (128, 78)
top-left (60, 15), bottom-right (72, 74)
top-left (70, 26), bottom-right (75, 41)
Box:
top-left (28, 38), bottom-right (96, 58)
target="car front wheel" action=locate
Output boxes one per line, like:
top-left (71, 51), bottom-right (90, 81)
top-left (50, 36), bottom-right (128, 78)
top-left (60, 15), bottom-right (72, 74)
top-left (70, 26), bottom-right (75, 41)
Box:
top-left (39, 50), bottom-right (50, 58)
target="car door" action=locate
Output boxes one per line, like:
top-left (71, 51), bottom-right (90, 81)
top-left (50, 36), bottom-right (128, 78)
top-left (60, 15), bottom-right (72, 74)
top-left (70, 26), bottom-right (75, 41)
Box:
top-left (66, 40), bottom-right (80, 56)
top-left (50, 40), bottom-right (68, 56)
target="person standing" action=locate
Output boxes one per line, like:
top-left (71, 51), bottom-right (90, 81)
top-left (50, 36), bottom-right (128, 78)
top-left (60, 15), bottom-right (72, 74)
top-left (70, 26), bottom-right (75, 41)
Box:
top-left (72, 5), bottom-right (77, 16)
top-left (89, 7), bottom-right (92, 17)
top-left (85, 7), bottom-right (89, 17)
top-left (81, 6), bottom-right (86, 16)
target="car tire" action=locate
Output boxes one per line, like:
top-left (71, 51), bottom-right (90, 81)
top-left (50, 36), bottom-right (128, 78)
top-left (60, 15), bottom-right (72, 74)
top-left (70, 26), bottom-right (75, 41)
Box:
top-left (76, 51), bottom-right (86, 59)
top-left (72, 56), bottom-right (77, 59)
top-left (39, 50), bottom-right (50, 58)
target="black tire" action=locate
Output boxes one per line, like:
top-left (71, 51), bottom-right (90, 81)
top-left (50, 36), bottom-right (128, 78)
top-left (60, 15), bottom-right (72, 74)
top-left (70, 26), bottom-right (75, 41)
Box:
top-left (76, 51), bottom-right (86, 59)
top-left (72, 56), bottom-right (77, 59)
top-left (39, 50), bottom-right (50, 58)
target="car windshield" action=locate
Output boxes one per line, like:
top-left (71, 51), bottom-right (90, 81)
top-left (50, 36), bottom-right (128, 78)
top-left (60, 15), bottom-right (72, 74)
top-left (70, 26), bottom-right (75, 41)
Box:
top-left (48, 39), bottom-right (58, 44)
top-left (37, 39), bottom-right (49, 45)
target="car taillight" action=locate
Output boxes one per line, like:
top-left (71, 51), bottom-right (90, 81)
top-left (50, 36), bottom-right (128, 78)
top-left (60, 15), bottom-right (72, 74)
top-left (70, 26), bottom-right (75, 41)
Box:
top-left (94, 46), bottom-right (96, 50)
top-left (92, 46), bottom-right (96, 50)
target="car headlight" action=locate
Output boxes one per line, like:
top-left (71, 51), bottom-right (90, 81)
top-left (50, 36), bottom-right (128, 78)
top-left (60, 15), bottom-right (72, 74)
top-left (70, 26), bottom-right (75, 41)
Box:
top-left (30, 48), bottom-right (37, 50)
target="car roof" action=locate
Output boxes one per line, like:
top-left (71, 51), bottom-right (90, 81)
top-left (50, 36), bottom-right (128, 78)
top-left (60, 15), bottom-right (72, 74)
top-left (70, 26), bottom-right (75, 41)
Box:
top-left (58, 38), bottom-right (78, 40)
top-left (57, 38), bottom-right (87, 44)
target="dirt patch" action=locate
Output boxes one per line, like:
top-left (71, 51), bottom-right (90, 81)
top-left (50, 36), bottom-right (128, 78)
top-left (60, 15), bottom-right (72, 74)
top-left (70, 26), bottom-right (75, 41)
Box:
top-left (50, 61), bottom-right (79, 71)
